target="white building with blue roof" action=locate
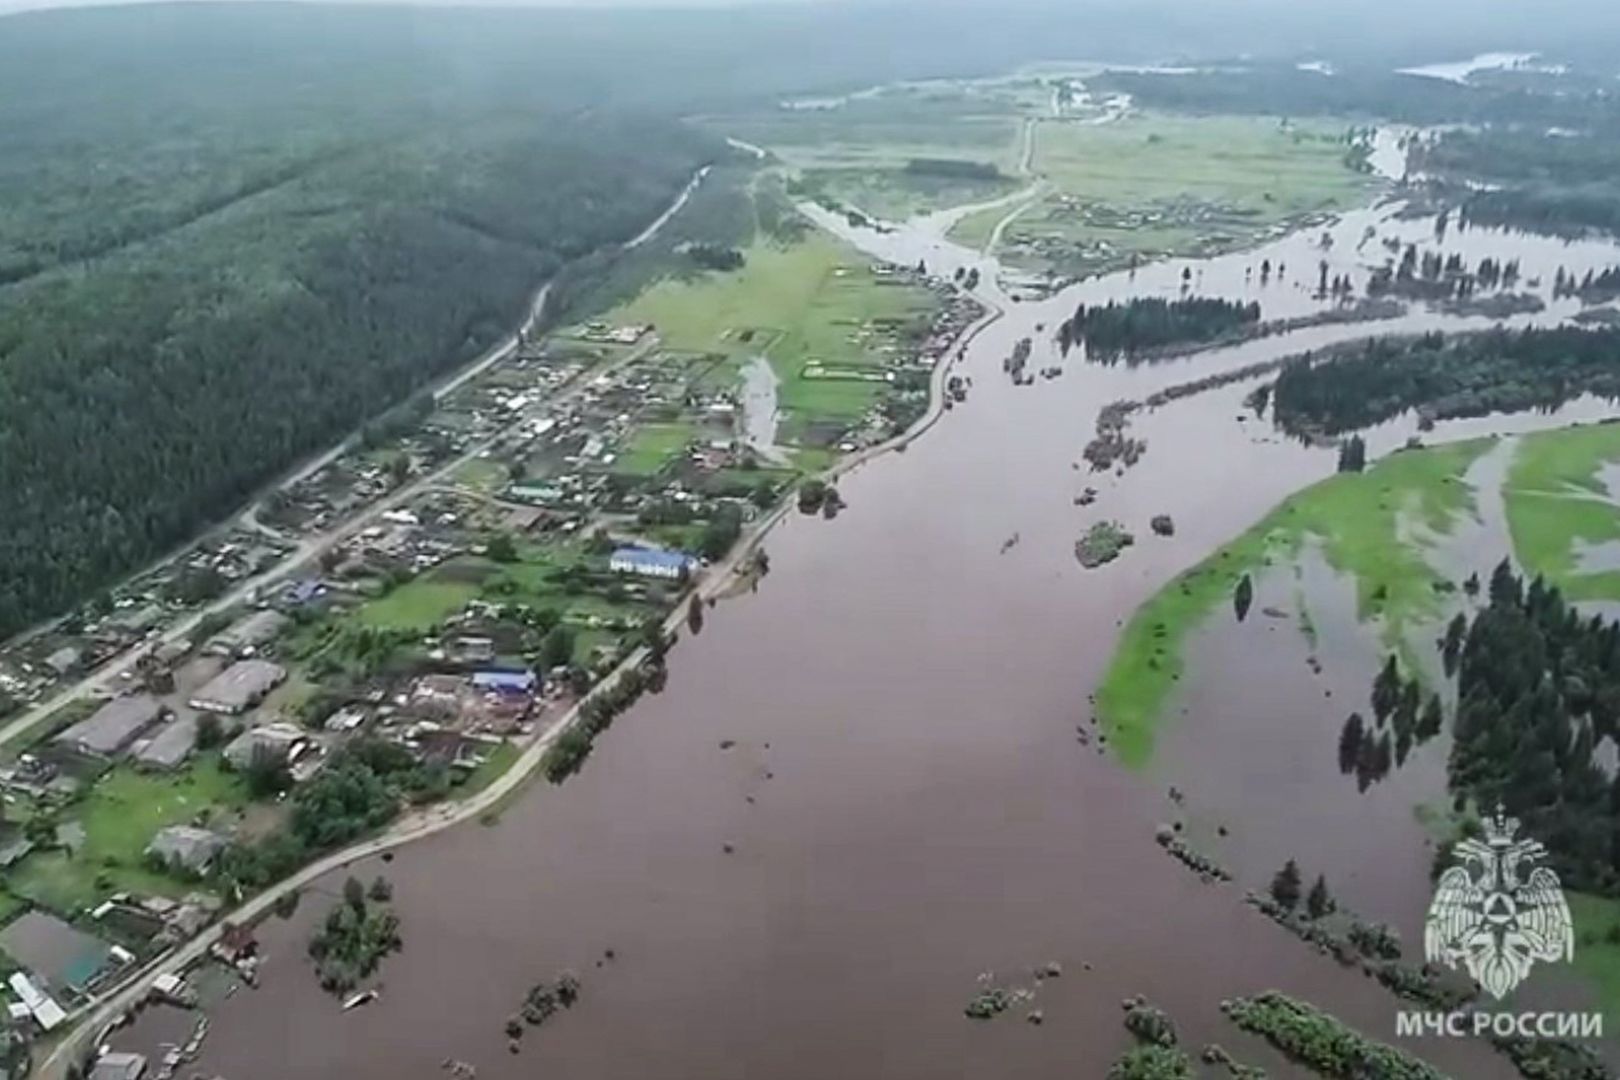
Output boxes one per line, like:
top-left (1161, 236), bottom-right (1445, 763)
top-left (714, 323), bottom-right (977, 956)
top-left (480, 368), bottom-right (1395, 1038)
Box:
top-left (609, 547), bottom-right (697, 581)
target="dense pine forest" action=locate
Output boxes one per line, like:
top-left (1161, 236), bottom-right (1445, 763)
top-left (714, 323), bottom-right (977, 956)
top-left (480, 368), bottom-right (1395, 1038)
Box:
top-left (1264, 327), bottom-right (1620, 437)
top-left (1448, 565), bottom-right (1620, 897)
top-left (1059, 297), bottom-right (1262, 361)
top-left (1415, 129), bottom-right (1620, 238)
top-left (0, 111), bottom-right (720, 639)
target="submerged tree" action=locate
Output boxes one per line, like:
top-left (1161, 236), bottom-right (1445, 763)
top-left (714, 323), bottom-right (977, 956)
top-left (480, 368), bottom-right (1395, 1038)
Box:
top-left (1336, 434), bottom-right (1367, 473)
top-left (1233, 574), bottom-right (1254, 622)
top-left (1270, 859), bottom-right (1303, 911)
top-left (1371, 655), bottom-right (1402, 724)
top-left (1337, 713), bottom-right (1365, 775)
top-left (1306, 875), bottom-right (1335, 920)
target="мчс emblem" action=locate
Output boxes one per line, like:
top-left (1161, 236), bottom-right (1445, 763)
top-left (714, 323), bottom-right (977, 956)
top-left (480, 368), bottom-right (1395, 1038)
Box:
top-left (1424, 808), bottom-right (1574, 1000)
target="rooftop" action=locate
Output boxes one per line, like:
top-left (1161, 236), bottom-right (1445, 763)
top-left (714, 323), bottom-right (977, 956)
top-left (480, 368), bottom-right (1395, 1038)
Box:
top-left (0, 911), bottom-right (113, 993)
top-left (146, 825), bottom-right (226, 872)
top-left (133, 716), bottom-right (199, 770)
top-left (52, 695), bottom-right (164, 756)
top-left (609, 547), bottom-right (695, 571)
top-left (190, 659), bottom-right (286, 713)
top-left (89, 1051), bottom-right (147, 1080)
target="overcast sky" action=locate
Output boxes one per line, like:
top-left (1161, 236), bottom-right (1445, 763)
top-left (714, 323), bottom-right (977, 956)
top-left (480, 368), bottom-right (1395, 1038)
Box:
top-left (0, 0), bottom-right (818, 12)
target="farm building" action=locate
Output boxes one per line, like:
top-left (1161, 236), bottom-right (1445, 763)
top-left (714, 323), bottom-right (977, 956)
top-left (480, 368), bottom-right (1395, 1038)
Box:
top-left (133, 717), bottom-right (201, 771)
top-left (52, 695), bottom-right (165, 758)
top-left (189, 660), bottom-right (286, 715)
top-left (205, 610), bottom-right (290, 657)
top-left (146, 825), bottom-right (226, 874)
top-left (609, 547), bottom-right (697, 580)
top-left (89, 1051), bottom-right (147, 1080)
top-left (472, 669), bottom-right (538, 695)
top-left (0, 911), bottom-right (115, 995)
top-left (223, 722), bottom-right (307, 770)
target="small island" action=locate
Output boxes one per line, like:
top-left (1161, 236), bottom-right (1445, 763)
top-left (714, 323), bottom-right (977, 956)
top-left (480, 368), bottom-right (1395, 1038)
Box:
top-left (1075, 522), bottom-right (1135, 568)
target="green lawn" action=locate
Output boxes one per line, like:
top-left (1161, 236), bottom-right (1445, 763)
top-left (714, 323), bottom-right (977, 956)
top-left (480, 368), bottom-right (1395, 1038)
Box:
top-left (797, 167), bottom-right (1021, 222)
top-left (593, 230), bottom-right (937, 448)
top-left (1569, 892), bottom-right (1620, 1020)
top-left (357, 577), bottom-right (481, 632)
top-left (1097, 439), bottom-right (1488, 767)
top-left (1505, 422), bottom-right (1620, 601)
top-left (8, 757), bottom-right (250, 913)
top-left (451, 741), bottom-right (523, 801)
top-left (616, 421), bottom-right (696, 477)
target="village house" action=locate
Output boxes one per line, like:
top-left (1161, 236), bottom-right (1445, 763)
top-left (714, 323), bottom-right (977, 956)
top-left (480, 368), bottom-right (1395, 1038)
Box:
top-left (609, 547), bottom-right (697, 581)
top-left (205, 609), bottom-right (290, 657)
top-left (222, 722), bottom-right (307, 770)
top-left (145, 825), bottom-right (226, 874)
top-left (52, 695), bottom-right (166, 758)
top-left (189, 659), bottom-right (286, 715)
top-left (133, 716), bottom-right (201, 772)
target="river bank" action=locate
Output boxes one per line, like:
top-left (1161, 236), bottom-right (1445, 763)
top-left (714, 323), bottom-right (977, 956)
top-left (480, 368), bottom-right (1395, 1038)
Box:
top-left (106, 137), bottom-right (1620, 1079)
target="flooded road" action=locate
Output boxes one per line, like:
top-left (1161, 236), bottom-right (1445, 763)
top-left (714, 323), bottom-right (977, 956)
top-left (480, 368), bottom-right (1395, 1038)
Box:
top-left (135, 166), bottom-right (1620, 1078)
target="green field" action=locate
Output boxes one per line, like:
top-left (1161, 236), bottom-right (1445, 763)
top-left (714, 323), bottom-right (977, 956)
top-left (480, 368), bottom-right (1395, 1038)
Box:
top-left (1570, 892), bottom-right (1620, 1021)
top-left (451, 741), bottom-right (523, 802)
top-left (1504, 422), bottom-right (1620, 601)
top-left (1097, 439), bottom-right (1487, 767)
top-left (337, 543), bottom-right (657, 669)
top-left (357, 578), bottom-right (481, 632)
top-left (597, 231), bottom-right (937, 446)
top-left (9, 758), bottom-right (250, 912)
top-left (705, 79), bottom-right (1032, 221)
top-left (616, 421), bottom-right (698, 477)
top-left (978, 112), bottom-right (1371, 276)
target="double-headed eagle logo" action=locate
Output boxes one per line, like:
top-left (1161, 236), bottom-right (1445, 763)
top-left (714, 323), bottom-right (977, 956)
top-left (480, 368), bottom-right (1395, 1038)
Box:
top-left (1424, 809), bottom-right (1574, 1000)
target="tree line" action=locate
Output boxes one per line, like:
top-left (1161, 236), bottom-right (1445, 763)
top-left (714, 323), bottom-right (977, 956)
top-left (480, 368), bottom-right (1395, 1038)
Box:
top-left (1447, 563), bottom-right (1620, 896)
top-left (1059, 297), bottom-right (1262, 362)
top-left (1266, 326), bottom-right (1620, 437)
top-left (0, 114), bottom-right (719, 640)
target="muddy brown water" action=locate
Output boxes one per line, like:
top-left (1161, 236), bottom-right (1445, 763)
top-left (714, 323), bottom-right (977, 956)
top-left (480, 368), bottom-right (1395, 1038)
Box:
top-left (121, 190), bottom-right (1620, 1078)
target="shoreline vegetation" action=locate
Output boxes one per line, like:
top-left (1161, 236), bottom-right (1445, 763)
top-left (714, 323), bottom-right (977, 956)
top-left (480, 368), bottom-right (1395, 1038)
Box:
top-left (1096, 436), bottom-right (1488, 767)
top-left (1266, 326), bottom-right (1620, 440)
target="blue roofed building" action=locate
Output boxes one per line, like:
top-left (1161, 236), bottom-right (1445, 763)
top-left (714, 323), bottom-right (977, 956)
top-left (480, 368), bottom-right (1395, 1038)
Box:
top-left (472, 669), bottom-right (539, 695)
top-left (609, 547), bottom-right (697, 581)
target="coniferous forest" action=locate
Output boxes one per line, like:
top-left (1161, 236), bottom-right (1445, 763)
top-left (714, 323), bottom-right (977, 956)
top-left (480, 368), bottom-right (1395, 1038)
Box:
top-left (1446, 564), bottom-right (1620, 896)
top-left (0, 113), bottom-right (719, 639)
top-left (1060, 297), bottom-right (1262, 361)
top-left (1265, 326), bottom-right (1620, 437)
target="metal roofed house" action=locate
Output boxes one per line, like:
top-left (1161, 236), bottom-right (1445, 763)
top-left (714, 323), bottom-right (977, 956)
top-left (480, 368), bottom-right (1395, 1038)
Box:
top-left (0, 911), bottom-right (114, 995)
top-left (188, 659), bottom-right (286, 715)
top-left (88, 1050), bottom-right (147, 1080)
top-left (608, 547), bottom-right (697, 581)
top-left (7, 972), bottom-right (66, 1032)
top-left (222, 722), bottom-right (307, 770)
top-left (145, 825), bottom-right (226, 874)
top-left (133, 716), bottom-right (200, 772)
top-left (471, 669), bottom-right (539, 695)
top-left (205, 610), bottom-right (290, 657)
top-left (51, 695), bottom-right (165, 757)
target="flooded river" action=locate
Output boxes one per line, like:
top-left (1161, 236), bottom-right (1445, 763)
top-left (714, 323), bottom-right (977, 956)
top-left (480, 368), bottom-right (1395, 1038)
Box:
top-left (126, 159), bottom-right (1620, 1078)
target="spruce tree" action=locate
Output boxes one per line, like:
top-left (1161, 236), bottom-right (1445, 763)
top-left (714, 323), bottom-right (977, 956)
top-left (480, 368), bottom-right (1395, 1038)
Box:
top-left (1338, 713), bottom-right (1365, 775)
top-left (1270, 859), bottom-right (1303, 911)
top-left (1234, 574), bottom-right (1254, 623)
top-left (1306, 875), bottom-right (1334, 920)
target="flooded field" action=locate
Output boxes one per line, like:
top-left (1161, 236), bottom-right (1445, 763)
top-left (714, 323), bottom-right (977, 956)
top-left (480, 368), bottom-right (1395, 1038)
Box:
top-left (117, 146), bottom-right (1620, 1078)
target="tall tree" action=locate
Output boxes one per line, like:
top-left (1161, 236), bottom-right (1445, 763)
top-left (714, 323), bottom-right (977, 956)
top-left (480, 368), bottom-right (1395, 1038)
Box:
top-left (1233, 574), bottom-right (1255, 623)
top-left (1270, 859), bottom-right (1303, 911)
